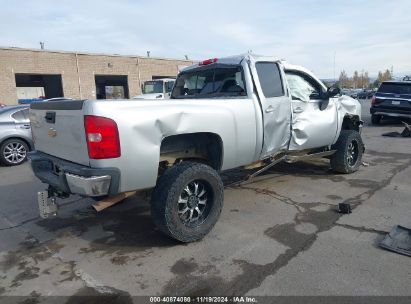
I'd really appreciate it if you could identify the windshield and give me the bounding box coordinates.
[378,82,411,94]
[171,65,246,99]
[143,81,164,94]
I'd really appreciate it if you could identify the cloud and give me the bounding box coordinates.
[0,0,410,77]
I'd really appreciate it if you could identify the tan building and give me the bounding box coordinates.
[0,47,195,105]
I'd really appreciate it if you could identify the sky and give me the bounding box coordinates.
[0,0,410,78]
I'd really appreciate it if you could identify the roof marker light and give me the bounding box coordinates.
[199,58,218,66]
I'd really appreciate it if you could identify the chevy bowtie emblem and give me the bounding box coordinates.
[48,128,57,137]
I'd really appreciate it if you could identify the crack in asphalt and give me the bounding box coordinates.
[234,185,333,213]
[334,223,387,235]
[0,216,39,231]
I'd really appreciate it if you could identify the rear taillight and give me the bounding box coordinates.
[371,95,376,105]
[84,115,121,159]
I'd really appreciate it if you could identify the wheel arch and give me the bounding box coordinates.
[341,114,362,132]
[159,132,224,171]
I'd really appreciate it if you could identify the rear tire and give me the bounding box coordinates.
[331,130,364,174]
[150,161,224,242]
[0,138,29,166]
[371,114,381,125]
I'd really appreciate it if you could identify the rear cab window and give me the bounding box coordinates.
[143,81,164,94]
[171,64,247,99]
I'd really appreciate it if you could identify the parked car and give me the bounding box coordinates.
[42,97,74,102]
[29,54,363,242]
[132,79,175,99]
[0,105,33,166]
[357,89,374,99]
[370,80,411,124]
[18,97,73,104]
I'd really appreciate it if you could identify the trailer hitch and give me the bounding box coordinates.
[37,187,69,219]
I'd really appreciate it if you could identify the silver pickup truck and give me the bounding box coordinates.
[29,54,364,242]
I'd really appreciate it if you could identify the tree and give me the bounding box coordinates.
[358,71,369,88]
[353,71,359,88]
[338,67,392,89]
[382,69,392,81]
[377,71,383,82]
[363,71,370,88]
[338,70,350,88]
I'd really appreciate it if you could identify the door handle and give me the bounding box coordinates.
[265,106,275,113]
[20,124,31,129]
[293,107,304,113]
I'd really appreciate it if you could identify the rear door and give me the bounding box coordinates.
[249,58,292,158]
[29,100,90,166]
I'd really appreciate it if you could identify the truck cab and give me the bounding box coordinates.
[133,78,175,100]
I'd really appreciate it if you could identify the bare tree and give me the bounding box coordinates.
[353,71,359,88]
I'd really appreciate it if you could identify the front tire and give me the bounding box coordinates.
[151,162,224,242]
[331,130,364,174]
[0,139,29,166]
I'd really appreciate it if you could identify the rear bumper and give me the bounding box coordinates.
[28,151,120,196]
[370,106,411,118]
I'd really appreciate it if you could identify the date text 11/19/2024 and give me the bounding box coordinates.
[149,296,258,303]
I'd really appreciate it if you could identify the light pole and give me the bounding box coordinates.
[333,51,336,83]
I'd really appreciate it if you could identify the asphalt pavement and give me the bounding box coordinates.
[0,100,410,299]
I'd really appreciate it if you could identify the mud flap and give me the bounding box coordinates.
[37,191,58,218]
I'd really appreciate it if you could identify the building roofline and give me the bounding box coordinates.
[0,46,194,62]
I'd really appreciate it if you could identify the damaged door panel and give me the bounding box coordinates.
[248,57,292,158]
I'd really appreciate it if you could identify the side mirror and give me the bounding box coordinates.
[319,99,329,111]
[319,87,339,110]
[327,87,340,98]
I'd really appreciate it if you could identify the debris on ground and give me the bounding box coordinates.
[92,191,136,212]
[338,202,352,214]
[379,225,411,257]
[382,122,411,138]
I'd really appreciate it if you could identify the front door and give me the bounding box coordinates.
[285,70,338,150]
[249,59,292,158]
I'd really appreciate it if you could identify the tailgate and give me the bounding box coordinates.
[29,100,90,166]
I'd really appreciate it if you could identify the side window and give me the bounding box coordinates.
[285,72,321,102]
[166,81,174,93]
[11,109,29,122]
[255,62,284,98]
[172,65,246,98]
